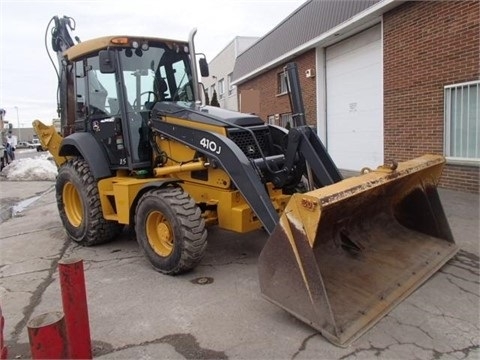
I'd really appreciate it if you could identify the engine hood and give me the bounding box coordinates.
[151,101,264,127]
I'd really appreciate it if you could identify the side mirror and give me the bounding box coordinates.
[199,58,209,77]
[99,50,116,73]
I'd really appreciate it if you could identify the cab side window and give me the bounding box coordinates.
[86,56,118,117]
[74,61,87,130]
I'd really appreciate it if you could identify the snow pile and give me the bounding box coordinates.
[2,154,58,181]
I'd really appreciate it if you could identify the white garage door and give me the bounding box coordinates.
[326,24,383,171]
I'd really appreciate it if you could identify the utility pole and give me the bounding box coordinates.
[14,106,21,141]
[0,108,5,133]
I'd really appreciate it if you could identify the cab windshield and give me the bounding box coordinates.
[116,43,194,163]
[118,43,195,109]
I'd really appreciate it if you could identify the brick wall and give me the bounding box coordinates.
[238,50,317,125]
[237,1,478,193]
[384,1,479,193]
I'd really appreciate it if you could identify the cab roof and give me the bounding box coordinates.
[64,35,189,61]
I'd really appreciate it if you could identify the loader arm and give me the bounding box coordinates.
[274,62,343,189]
[282,126,342,187]
[150,118,279,234]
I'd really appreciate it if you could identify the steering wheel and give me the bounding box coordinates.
[133,91,158,110]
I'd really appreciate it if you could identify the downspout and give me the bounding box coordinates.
[315,47,327,145]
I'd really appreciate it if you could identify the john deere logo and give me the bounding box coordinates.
[246,145,256,155]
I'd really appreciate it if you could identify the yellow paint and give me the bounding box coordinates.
[64,36,187,61]
[146,210,173,257]
[63,181,83,227]
[153,161,207,176]
[153,128,231,188]
[97,176,158,224]
[32,120,68,167]
[181,182,289,233]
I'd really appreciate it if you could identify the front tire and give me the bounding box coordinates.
[56,158,122,245]
[135,187,207,275]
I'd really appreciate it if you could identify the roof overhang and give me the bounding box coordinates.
[232,0,404,86]
[64,36,188,61]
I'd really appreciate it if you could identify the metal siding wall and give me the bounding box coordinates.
[233,0,380,82]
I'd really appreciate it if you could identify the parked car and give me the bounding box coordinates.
[26,139,41,149]
[17,141,29,148]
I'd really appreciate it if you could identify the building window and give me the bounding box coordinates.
[218,78,225,99]
[227,73,235,96]
[266,113,292,127]
[277,72,288,95]
[444,81,480,161]
[281,113,293,128]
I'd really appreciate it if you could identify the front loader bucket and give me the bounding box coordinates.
[258,154,458,347]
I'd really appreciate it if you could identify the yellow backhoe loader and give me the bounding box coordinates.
[34,16,458,346]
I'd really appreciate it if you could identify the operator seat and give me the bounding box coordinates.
[145,78,168,110]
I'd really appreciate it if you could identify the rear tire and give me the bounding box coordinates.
[135,187,207,275]
[56,158,122,245]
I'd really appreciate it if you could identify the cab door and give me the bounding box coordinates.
[75,54,128,168]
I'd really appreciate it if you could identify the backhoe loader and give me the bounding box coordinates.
[34,15,458,346]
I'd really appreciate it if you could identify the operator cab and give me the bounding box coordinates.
[67,36,198,170]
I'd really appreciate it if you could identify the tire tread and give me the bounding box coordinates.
[135,186,207,274]
[56,158,122,246]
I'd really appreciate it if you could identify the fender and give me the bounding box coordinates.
[129,179,182,225]
[139,179,181,191]
[59,132,112,179]
[135,180,183,210]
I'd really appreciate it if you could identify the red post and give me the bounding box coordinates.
[58,258,92,359]
[0,303,7,360]
[27,312,69,359]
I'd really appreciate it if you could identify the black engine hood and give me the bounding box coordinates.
[151,101,264,127]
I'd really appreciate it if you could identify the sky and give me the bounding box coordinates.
[0,0,306,129]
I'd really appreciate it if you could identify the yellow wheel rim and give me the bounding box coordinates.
[63,181,83,227]
[146,211,173,257]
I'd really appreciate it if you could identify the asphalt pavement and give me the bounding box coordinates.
[0,179,479,359]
